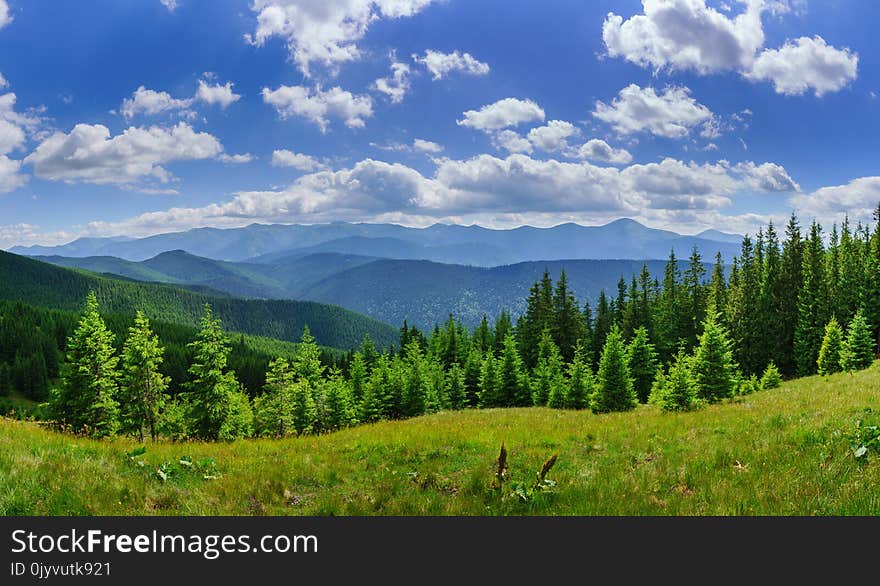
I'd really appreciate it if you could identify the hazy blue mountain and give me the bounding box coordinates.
[695,229,744,244]
[10,219,741,265]
[0,250,398,349]
[299,257,724,330]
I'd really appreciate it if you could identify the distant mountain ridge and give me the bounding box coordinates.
[34,250,726,330]
[11,219,743,265]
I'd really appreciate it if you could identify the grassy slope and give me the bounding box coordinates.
[2,365,880,516]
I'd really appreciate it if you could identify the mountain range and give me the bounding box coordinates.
[10,219,742,265]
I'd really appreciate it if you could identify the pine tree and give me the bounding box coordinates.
[517,271,555,368]
[650,351,696,412]
[479,352,501,407]
[690,310,738,403]
[531,329,563,406]
[463,348,483,407]
[183,304,251,440]
[794,222,829,375]
[253,357,295,437]
[817,316,843,376]
[682,245,707,348]
[564,341,594,410]
[498,335,529,407]
[706,252,727,319]
[592,325,636,413]
[727,235,764,375]
[447,363,467,410]
[494,310,513,357]
[322,370,356,431]
[655,249,686,360]
[290,379,317,435]
[778,214,804,375]
[592,291,613,367]
[402,340,428,417]
[840,310,875,372]
[627,326,658,404]
[348,351,368,405]
[293,326,325,388]
[553,270,583,363]
[51,292,120,437]
[475,315,493,355]
[119,311,169,441]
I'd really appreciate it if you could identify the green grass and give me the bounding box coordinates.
[2,364,880,515]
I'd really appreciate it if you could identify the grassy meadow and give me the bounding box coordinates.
[2,363,880,516]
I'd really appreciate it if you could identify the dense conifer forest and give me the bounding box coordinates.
[4,211,879,442]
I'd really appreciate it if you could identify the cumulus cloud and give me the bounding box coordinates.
[0,81,43,192]
[746,36,858,96]
[247,0,437,76]
[575,139,633,165]
[195,79,242,108]
[458,98,545,132]
[78,153,800,238]
[790,176,880,223]
[271,149,327,171]
[593,84,714,139]
[0,155,26,192]
[0,1,11,29]
[412,138,443,154]
[262,84,373,131]
[24,122,223,185]
[160,0,178,11]
[491,130,533,154]
[412,49,490,80]
[219,153,254,164]
[527,120,579,152]
[603,0,858,96]
[121,86,193,119]
[372,58,411,104]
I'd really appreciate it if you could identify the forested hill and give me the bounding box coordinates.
[0,250,397,349]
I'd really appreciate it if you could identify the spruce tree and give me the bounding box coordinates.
[253,357,295,437]
[348,352,368,405]
[499,334,529,406]
[119,311,169,441]
[531,330,563,406]
[794,222,829,375]
[592,325,636,413]
[447,363,467,410]
[690,310,738,403]
[760,362,782,389]
[51,292,120,437]
[683,245,707,348]
[840,310,875,372]
[402,340,428,417]
[553,270,583,363]
[183,304,251,440]
[626,326,658,404]
[650,351,696,412]
[564,341,594,410]
[322,370,356,431]
[290,379,317,435]
[479,352,501,407]
[463,348,483,407]
[778,214,804,375]
[817,316,843,376]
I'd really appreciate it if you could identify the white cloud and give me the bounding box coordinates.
[262,84,374,131]
[219,153,254,164]
[78,153,799,239]
[372,58,411,104]
[593,84,713,139]
[746,36,858,97]
[491,130,533,154]
[160,0,178,11]
[0,1,11,29]
[527,120,579,152]
[195,79,242,109]
[790,176,880,224]
[412,138,443,154]
[458,98,545,132]
[0,155,26,193]
[24,122,223,185]
[247,0,437,76]
[575,139,633,165]
[603,0,858,96]
[121,86,193,119]
[412,50,490,80]
[0,73,6,89]
[271,149,328,171]
[733,161,800,192]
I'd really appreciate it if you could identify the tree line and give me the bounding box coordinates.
[15,209,880,440]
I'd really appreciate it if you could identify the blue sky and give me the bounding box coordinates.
[0,0,877,248]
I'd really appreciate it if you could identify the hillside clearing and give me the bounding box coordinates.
[2,364,880,515]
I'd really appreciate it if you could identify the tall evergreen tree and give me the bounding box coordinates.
[650,351,696,412]
[494,310,513,357]
[321,370,356,431]
[51,292,120,438]
[690,310,738,403]
[553,270,583,363]
[564,341,594,410]
[463,348,483,407]
[183,304,252,441]
[479,352,501,407]
[655,249,686,360]
[531,329,563,406]
[253,357,296,437]
[777,214,804,375]
[447,363,467,410]
[682,245,707,348]
[517,271,555,368]
[706,252,728,319]
[498,334,529,407]
[817,317,844,376]
[592,325,636,413]
[794,222,829,375]
[627,326,658,404]
[840,310,875,372]
[119,311,169,441]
